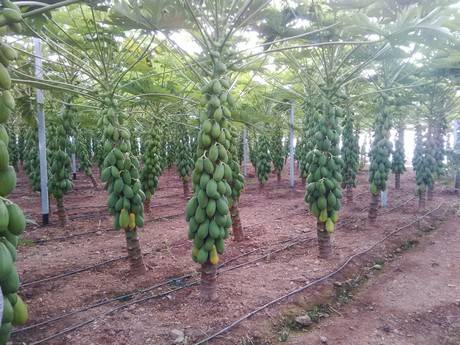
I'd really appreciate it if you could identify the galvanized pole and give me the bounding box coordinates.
[34,37,50,225]
[243,127,248,177]
[289,101,295,188]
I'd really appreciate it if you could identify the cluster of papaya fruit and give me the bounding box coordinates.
[270,121,285,177]
[48,125,73,200]
[255,130,271,184]
[141,127,163,203]
[368,100,392,195]
[413,128,435,194]
[0,2,29,342]
[304,102,343,233]
[391,130,405,175]
[6,124,17,170]
[341,114,359,189]
[99,102,146,231]
[175,133,194,182]
[76,133,94,178]
[186,55,235,265]
[298,103,318,181]
[226,126,244,203]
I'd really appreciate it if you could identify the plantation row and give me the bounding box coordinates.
[0,1,459,344]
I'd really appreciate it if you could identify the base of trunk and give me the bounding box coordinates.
[418,193,426,209]
[144,197,152,214]
[346,186,353,204]
[301,177,306,187]
[125,229,146,275]
[200,262,217,301]
[277,172,281,183]
[56,198,68,227]
[89,174,99,190]
[395,173,401,190]
[427,184,434,201]
[183,179,189,198]
[230,199,244,242]
[455,170,460,193]
[368,193,380,224]
[317,221,332,259]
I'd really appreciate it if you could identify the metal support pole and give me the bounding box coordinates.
[34,38,49,225]
[289,101,295,188]
[242,127,248,177]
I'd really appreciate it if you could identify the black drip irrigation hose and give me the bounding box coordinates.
[14,236,315,342]
[15,195,430,343]
[193,202,444,345]
[20,193,397,289]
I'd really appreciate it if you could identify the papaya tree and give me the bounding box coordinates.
[368,95,392,222]
[175,128,195,198]
[270,119,285,183]
[47,122,73,226]
[227,125,245,242]
[76,131,98,189]
[141,121,163,213]
[391,121,405,190]
[255,128,272,188]
[412,125,435,209]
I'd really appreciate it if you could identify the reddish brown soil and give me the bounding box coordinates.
[284,214,460,345]
[8,164,459,345]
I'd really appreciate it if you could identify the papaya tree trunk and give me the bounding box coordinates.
[368,193,380,224]
[125,229,146,275]
[346,185,353,204]
[455,169,460,193]
[317,221,332,259]
[200,262,217,301]
[144,197,152,214]
[259,182,264,191]
[89,174,99,190]
[182,179,189,198]
[395,172,401,190]
[301,177,306,187]
[230,199,243,242]
[56,197,67,226]
[418,191,426,209]
[427,183,434,201]
[277,172,281,183]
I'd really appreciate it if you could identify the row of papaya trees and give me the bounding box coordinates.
[1,0,459,342]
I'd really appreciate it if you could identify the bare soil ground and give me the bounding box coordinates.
[283,212,460,345]
[7,163,459,345]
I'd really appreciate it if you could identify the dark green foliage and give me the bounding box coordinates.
[368,97,392,194]
[304,101,343,232]
[255,129,272,184]
[341,114,359,189]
